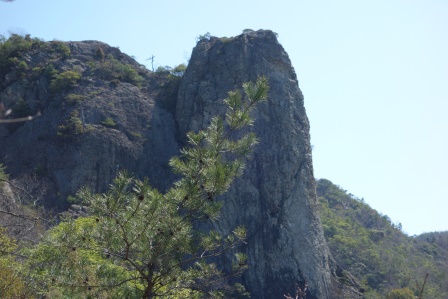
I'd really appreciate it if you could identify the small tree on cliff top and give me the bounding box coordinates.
[25,77,269,298]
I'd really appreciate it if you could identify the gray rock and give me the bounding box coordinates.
[0,31,362,298]
[0,42,180,207]
[177,29,338,299]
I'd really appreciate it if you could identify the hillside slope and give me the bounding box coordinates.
[317,179,448,298]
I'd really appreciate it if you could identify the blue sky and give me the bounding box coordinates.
[1,0,447,235]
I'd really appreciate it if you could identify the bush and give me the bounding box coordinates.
[17,60,28,70]
[172,63,186,76]
[44,63,58,78]
[49,70,81,93]
[0,163,8,185]
[196,32,211,42]
[0,34,39,84]
[32,66,42,73]
[65,93,86,104]
[0,34,33,63]
[0,228,33,298]
[155,65,172,73]
[130,131,142,139]
[387,288,414,299]
[57,110,84,137]
[89,57,143,87]
[220,37,233,43]
[52,41,71,58]
[101,117,116,128]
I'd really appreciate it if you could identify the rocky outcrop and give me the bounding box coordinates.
[0,30,362,298]
[0,40,180,207]
[177,30,337,299]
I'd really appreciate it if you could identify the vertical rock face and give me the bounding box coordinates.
[0,41,181,207]
[176,30,332,299]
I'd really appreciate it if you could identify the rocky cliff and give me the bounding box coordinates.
[0,30,362,298]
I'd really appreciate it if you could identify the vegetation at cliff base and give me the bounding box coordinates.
[317,179,448,299]
[0,227,34,298]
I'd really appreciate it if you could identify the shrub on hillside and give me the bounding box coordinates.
[49,70,81,93]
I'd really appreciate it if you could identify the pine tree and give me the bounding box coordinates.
[25,77,269,298]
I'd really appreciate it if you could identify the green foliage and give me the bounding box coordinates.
[317,179,448,298]
[49,70,81,93]
[26,77,269,298]
[44,63,58,78]
[65,90,102,105]
[0,34,33,64]
[130,131,142,138]
[65,93,86,104]
[0,228,34,298]
[172,63,186,76]
[0,34,52,86]
[24,217,138,298]
[66,195,78,204]
[155,63,187,77]
[156,65,172,73]
[32,66,42,73]
[101,117,117,128]
[220,37,233,43]
[52,41,71,58]
[0,176,47,297]
[7,56,19,66]
[57,110,84,137]
[386,288,414,299]
[89,56,143,87]
[0,34,61,73]
[417,231,448,249]
[130,131,143,142]
[0,34,34,84]
[17,60,28,70]
[196,32,211,42]
[0,163,8,185]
